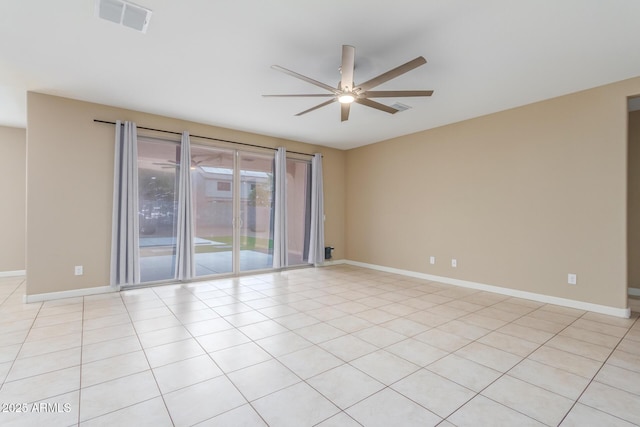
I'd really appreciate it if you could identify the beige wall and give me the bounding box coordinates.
[346,77,640,309]
[26,92,345,295]
[629,109,640,289]
[0,126,26,272]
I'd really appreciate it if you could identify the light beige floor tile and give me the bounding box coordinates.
[196,328,251,353]
[607,349,640,373]
[79,370,160,421]
[414,328,471,352]
[256,304,299,318]
[228,358,300,401]
[385,338,448,367]
[224,310,270,327]
[0,390,80,427]
[278,345,344,379]
[315,411,362,427]
[0,366,80,404]
[437,320,491,340]
[381,317,431,336]
[571,318,628,338]
[82,335,141,363]
[0,343,21,364]
[528,346,602,378]
[319,334,378,362]
[255,331,313,357]
[174,308,220,324]
[81,350,149,387]
[307,306,354,322]
[252,382,340,427]
[17,331,81,359]
[477,331,540,357]
[508,359,590,400]
[392,369,475,418]
[144,338,205,368]
[546,334,613,362]
[128,306,173,322]
[210,342,272,373]
[326,314,373,333]
[455,342,522,372]
[448,394,545,427]
[25,321,82,342]
[132,314,182,333]
[163,376,247,427]
[579,381,640,425]
[559,325,621,348]
[308,364,384,409]
[354,325,407,348]
[527,309,577,325]
[476,307,523,322]
[194,403,267,427]
[82,323,136,345]
[273,312,321,329]
[617,337,640,356]
[426,354,502,392]
[7,347,81,382]
[183,317,233,336]
[497,323,554,344]
[293,322,346,344]
[405,310,450,327]
[137,325,191,348]
[483,375,574,426]
[581,311,636,328]
[32,311,82,328]
[560,402,636,427]
[459,313,507,330]
[595,363,640,395]
[80,396,172,427]
[237,319,288,340]
[350,349,420,385]
[346,388,442,427]
[153,354,223,393]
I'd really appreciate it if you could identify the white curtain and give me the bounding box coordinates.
[110,121,140,286]
[175,131,195,280]
[308,153,325,265]
[273,147,288,268]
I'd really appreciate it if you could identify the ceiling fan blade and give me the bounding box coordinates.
[363,90,434,98]
[355,98,399,114]
[341,45,355,92]
[295,99,336,116]
[341,103,351,122]
[271,65,338,94]
[357,56,427,91]
[262,94,335,97]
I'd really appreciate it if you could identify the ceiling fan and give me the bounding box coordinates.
[263,45,433,122]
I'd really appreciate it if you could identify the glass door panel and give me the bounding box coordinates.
[191,145,235,276]
[137,137,180,282]
[286,159,312,266]
[238,152,275,272]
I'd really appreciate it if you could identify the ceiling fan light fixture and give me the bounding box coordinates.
[338,94,355,104]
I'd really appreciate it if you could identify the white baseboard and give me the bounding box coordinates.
[344,260,631,319]
[629,287,640,297]
[0,270,26,278]
[24,285,119,304]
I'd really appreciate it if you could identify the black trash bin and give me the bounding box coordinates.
[324,246,334,260]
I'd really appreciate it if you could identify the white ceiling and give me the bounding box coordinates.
[2,1,640,150]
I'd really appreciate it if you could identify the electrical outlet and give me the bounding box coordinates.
[451,259,457,268]
[74,265,83,276]
[429,256,435,265]
[568,273,577,285]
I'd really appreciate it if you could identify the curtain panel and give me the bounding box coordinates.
[110,120,140,286]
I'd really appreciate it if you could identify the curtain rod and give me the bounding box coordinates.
[93,119,316,157]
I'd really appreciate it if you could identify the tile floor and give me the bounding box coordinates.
[0,265,639,426]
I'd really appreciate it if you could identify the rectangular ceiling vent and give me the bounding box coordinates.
[390,102,412,112]
[96,0,152,33]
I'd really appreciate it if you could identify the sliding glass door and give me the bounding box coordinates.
[238,152,275,272]
[137,136,307,283]
[190,145,235,276]
[137,137,180,282]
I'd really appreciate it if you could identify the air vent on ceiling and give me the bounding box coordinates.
[390,102,412,112]
[96,0,152,33]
